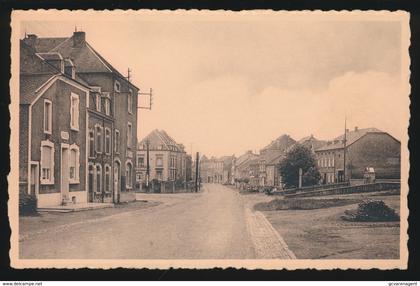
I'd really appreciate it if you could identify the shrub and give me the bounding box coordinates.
[342,200,399,222]
[19,192,38,216]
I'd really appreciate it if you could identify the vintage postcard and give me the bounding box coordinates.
[9,10,410,269]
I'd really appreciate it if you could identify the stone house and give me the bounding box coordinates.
[232,150,258,184]
[23,31,140,203]
[19,40,90,207]
[315,127,401,184]
[220,155,235,184]
[200,156,224,183]
[136,130,190,186]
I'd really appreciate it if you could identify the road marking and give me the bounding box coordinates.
[245,208,296,259]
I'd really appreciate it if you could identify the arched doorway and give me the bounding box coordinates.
[114,161,121,203]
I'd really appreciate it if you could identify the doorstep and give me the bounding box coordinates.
[38,202,114,213]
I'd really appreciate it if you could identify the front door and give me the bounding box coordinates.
[61,145,70,204]
[88,164,94,202]
[114,162,120,203]
[29,163,39,197]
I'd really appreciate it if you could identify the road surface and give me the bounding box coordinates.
[21,184,260,259]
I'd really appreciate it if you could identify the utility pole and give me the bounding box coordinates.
[195,152,200,192]
[343,116,347,182]
[146,139,150,192]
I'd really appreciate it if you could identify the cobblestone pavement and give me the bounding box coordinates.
[240,192,296,259]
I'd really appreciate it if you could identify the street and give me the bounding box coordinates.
[20,184,292,259]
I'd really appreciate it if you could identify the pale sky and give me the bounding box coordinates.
[20,12,409,157]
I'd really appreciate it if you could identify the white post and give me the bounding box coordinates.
[298,168,303,189]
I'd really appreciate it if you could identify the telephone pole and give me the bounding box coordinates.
[195,152,200,192]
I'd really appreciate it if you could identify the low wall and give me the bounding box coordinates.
[281,182,350,195]
[285,182,400,198]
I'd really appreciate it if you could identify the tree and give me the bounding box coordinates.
[278,144,321,189]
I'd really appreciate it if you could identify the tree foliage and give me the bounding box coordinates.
[278,144,321,188]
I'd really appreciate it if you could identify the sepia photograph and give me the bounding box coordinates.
[9,10,410,269]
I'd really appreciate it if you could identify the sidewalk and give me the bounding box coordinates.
[19,200,160,241]
[38,202,114,213]
[240,191,296,259]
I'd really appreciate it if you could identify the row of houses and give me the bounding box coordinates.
[200,155,235,184]
[135,129,192,189]
[200,127,401,189]
[19,31,140,207]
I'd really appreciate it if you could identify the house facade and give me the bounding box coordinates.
[200,157,224,183]
[233,150,259,185]
[136,130,190,187]
[22,31,140,204]
[315,127,401,184]
[19,40,90,207]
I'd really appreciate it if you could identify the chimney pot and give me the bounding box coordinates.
[73,31,86,48]
[354,126,358,131]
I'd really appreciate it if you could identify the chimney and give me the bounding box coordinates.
[354,126,358,131]
[345,128,349,133]
[25,34,38,48]
[73,31,86,48]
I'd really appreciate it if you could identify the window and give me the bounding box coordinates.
[95,93,101,112]
[128,89,133,114]
[137,155,145,167]
[156,170,163,180]
[88,130,95,158]
[69,144,80,183]
[114,129,120,153]
[156,155,163,167]
[102,92,111,116]
[95,125,103,153]
[40,140,54,184]
[104,98,110,116]
[114,81,121,93]
[95,164,102,194]
[70,93,79,130]
[105,164,111,193]
[43,99,52,134]
[105,127,111,155]
[127,122,132,148]
[126,161,133,189]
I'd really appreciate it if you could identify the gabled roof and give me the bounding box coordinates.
[258,149,285,165]
[37,52,63,61]
[138,129,184,152]
[261,134,296,153]
[20,74,58,104]
[236,151,258,168]
[31,34,140,90]
[315,127,382,151]
[29,37,69,53]
[297,135,326,151]
[20,39,92,105]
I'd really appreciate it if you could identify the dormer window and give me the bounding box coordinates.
[114,81,121,93]
[64,59,76,79]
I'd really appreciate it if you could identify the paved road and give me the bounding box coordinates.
[20,184,257,259]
